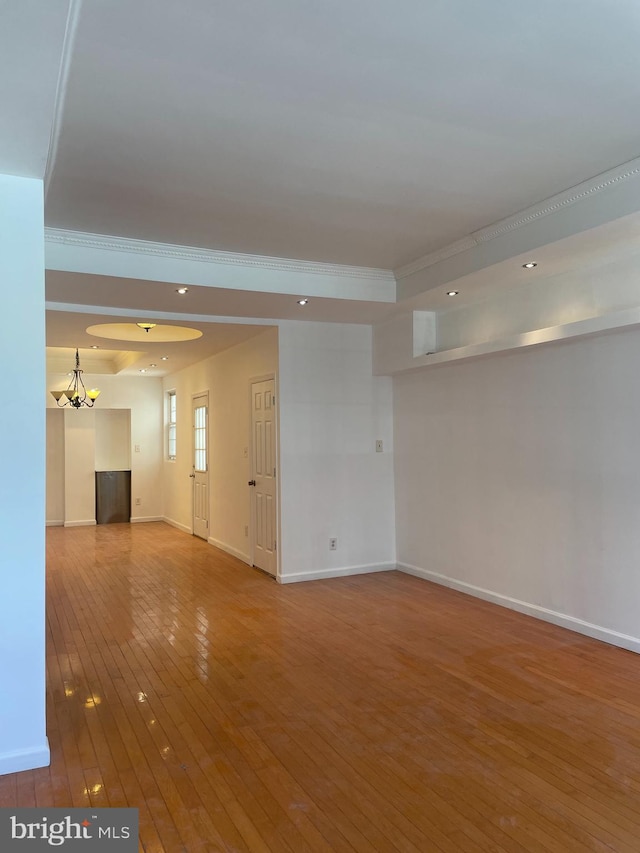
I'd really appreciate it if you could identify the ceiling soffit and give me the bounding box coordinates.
[45,153,640,316]
[45,228,396,304]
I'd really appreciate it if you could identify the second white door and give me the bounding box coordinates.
[250,379,276,576]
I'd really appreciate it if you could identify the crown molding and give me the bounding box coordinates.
[395,156,640,280]
[44,228,395,283]
[44,0,83,200]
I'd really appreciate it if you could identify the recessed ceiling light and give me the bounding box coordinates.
[522,262,537,269]
[90,345,99,349]
[149,363,157,367]
[297,298,308,305]
[176,287,188,295]
[447,291,459,296]
[139,369,147,373]
[161,356,169,361]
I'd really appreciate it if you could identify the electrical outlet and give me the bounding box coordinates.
[376,440,383,452]
[135,497,141,506]
[329,538,337,550]
[134,444,141,453]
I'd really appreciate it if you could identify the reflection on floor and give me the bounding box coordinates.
[1,521,640,852]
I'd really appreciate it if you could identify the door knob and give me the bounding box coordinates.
[189,473,196,478]
[248,479,256,486]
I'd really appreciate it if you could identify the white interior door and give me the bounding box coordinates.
[250,379,277,576]
[192,393,209,540]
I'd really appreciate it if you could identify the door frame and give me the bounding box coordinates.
[248,373,280,579]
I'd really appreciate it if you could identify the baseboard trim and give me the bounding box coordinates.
[0,740,50,776]
[397,562,640,654]
[130,516,163,524]
[162,516,192,535]
[63,519,96,528]
[278,562,396,585]
[208,538,251,565]
[46,520,64,527]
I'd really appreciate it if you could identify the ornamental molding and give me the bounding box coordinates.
[44,0,83,199]
[395,156,640,280]
[44,228,395,283]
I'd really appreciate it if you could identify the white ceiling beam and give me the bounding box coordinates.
[45,229,396,303]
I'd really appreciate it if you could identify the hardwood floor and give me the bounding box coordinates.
[1,523,640,851]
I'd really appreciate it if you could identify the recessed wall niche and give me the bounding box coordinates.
[45,409,132,526]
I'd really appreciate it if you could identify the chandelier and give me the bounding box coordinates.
[50,348,100,409]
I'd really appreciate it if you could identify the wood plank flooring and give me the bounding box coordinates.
[1,522,640,851]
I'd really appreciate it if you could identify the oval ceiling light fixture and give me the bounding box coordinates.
[176,287,189,295]
[297,298,309,306]
[447,290,459,296]
[161,356,169,360]
[87,323,202,342]
[522,261,537,269]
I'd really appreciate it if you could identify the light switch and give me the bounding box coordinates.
[376,440,383,452]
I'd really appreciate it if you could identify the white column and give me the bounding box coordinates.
[0,175,49,774]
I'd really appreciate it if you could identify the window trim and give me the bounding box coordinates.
[167,390,177,461]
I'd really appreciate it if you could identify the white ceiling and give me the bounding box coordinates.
[0,0,71,177]
[3,1,640,360]
[44,0,640,268]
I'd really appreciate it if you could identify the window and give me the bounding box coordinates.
[193,402,207,472]
[167,391,176,460]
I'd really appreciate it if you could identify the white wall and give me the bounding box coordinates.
[46,409,65,525]
[394,329,640,651]
[162,328,278,561]
[161,322,397,583]
[278,322,396,582]
[63,409,96,526]
[46,375,163,523]
[95,409,131,471]
[0,175,49,774]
